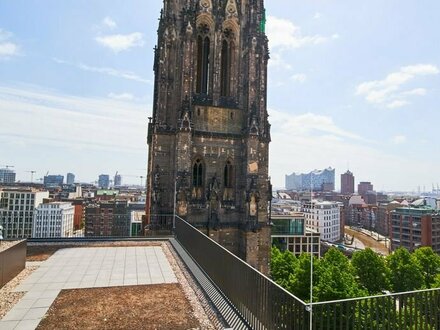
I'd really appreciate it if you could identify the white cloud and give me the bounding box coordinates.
[387,100,409,109]
[108,92,135,101]
[268,52,292,70]
[291,73,307,83]
[401,64,439,75]
[356,64,439,108]
[0,85,147,153]
[0,29,20,58]
[0,29,13,41]
[53,58,151,84]
[402,88,427,96]
[95,32,145,53]
[313,12,322,20]
[391,135,407,144]
[102,17,117,29]
[267,16,329,49]
[270,110,365,142]
[269,108,437,191]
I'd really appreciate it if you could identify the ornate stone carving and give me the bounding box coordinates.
[225,0,238,19]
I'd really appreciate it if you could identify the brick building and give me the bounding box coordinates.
[85,201,130,237]
[390,206,440,253]
[341,170,354,195]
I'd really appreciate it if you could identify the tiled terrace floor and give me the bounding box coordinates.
[0,246,177,330]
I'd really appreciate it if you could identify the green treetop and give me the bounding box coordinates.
[387,247,424,292]
[351,248,390,294]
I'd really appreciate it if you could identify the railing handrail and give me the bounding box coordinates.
[311,286,440,306]
[174,215,308,306]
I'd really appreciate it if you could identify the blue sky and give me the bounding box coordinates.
[0,1,439,191]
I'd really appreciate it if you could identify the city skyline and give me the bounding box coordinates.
[1,1,439,190]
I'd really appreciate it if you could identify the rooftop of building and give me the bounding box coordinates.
[0,240,218,329]
[1,218,439,329]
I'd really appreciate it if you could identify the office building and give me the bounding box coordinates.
[98,174,110,189]
[66,173,75,185]
[114,173,122,187]
[271,214,320,257]
[44,175,64,188]
[0,168,16,184]
[302,200,341,242]
[33,202,74,238]
[0,188,49,238]
[358,181,373,199]
[341,170,354,195]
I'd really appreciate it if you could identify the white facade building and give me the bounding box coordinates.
[302,200,341,242]
[33,202,74,238]
[0,189,49,238]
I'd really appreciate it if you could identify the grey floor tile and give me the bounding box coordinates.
[32,298,55,308]
[13,299,37,310]
[15,319,41,330]
[23,308,48,320]
[2,308,30,321]
[12,284,34,293]
[38,290,60,299]
[0,320,19,330]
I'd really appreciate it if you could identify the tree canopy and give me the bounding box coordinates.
[387,247,424,292]
[351,248,390,294]
[413,247,440,288]
[270,245,438,303]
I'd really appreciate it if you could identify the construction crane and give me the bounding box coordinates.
[26,170,36,183]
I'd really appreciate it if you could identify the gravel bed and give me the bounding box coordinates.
[163,242,224,330]
[0,240,22,253]
[0,265,39,319]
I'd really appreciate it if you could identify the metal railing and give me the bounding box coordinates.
[174,216,440,330]
[174,216,309,330]
[310,288,440,330]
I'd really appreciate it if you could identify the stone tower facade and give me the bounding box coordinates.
[146,0,271,273]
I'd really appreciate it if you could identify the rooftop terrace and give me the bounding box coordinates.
[1,217,439,329]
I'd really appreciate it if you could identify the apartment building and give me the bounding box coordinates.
[33,202,74,238]
[302,200,341,242]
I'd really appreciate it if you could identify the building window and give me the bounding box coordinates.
[223,160,234,188]
[196,35,210,94]
[193,159,204,187]
[220,39,234,97]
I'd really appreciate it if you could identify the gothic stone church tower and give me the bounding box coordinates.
[146,0,271,273]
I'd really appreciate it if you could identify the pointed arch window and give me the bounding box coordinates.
[193,159,204,187]
[220,40,232,97]
[196,35,210,94]
[224,160,234,188]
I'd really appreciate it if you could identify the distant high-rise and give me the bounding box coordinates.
[66,173,75,185]
[358,181,373,198]
[114,173,122,187]
[341,170,355,195]
[98,174,110,189]
[44,175,64,188]
[286,167,335,191]
[0,168,16,184]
